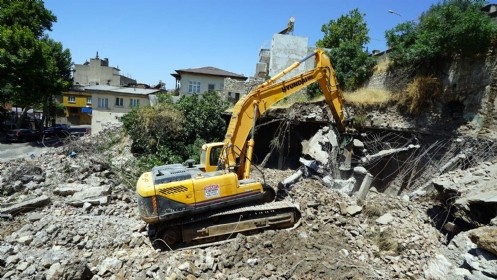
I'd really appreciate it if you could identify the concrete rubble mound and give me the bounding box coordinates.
[0,124,496,279]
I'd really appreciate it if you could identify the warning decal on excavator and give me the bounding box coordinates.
[204,184,220,198]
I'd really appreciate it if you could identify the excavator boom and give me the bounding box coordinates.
[220,48,346,179]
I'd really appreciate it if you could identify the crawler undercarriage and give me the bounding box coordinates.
[148,200,300,249]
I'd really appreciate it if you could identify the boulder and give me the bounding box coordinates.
[468,226,497,257]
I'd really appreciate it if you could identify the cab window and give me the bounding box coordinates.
[209,146,222,166]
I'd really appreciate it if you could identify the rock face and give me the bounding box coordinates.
[366,53,497,139]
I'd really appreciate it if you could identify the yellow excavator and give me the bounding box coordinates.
[136,48,348,246]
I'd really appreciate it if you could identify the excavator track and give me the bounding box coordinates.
[149,200,301,249]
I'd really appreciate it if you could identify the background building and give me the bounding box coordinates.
[73,52,136,87]
[171,67,247,96]
[85,85,159,134]
[60,53,146,131]
[62,86,92,125]
[223,22,319,103]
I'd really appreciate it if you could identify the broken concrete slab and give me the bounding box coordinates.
[338,202,348,215]
[431,161,497,225]
[345,205,362,216]
[0,213,13,220]
[53,183,91,196]
[329,177,356,195]
[376,213,394,225]
[0,195,50,216]
[66,186,111,207]
[423,254,471,279]
[301,126,339,165]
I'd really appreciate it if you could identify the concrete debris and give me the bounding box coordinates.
[67,186,111,207]
[361,144,420,165]
[432,160,497,226]
[277,168,303,190]
[0,128,444,280]
[376,213,394,225]
[345,205,362,216]
[439,152,467,174]
[468,226,497,257]
[0,213,13,220]
[301,126,339,166]
[0,117,496,279]
[0,195,50,216]
[356,172,373,203]
[53,183,89,196]
[423,254,471,280]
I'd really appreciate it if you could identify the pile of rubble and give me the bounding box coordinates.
[0,127,496,279]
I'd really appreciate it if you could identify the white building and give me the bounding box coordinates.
[256,33,317,81]
[85,85,160,134]
[171,67,247,96]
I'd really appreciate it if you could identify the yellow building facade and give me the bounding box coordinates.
[62,89,92,125]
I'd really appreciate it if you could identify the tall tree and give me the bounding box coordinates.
[385,0,497,69]
[317,8,376,91]
[0,0,71,128]
[0,0,55,37]
[38,37,73,126]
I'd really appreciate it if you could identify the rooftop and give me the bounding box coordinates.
[171,66,247,80]
[84,85,160,95]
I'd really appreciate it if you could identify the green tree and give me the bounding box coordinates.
[175,91,228,143]
[121,103,184,162]
[0,0,71,128]
[122,91,229,168]
[317,8,376,91]
[0,0,55,37]
[384,21,419,66]
[38,37,72,126]
[385,0,497,69]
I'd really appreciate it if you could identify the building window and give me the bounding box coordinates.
[188,81,201,94]
[208,84,215,92]
[115,97,124,107]
[86,97,92,105]
[97,98,108,109]
[69,107,78,114]
[130,99,140,108]
[68,96,75,103]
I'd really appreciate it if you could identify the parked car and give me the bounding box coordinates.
[43,124,70,138]
[6,129,40,142]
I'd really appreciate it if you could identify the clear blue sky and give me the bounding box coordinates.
[44,0,440,90]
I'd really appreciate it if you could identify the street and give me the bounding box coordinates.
[0,125,91,161]
[0,141,52,161]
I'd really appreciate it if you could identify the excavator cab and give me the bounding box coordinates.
[200,142,224,172]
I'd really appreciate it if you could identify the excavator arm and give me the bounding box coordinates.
[217,48,346,179]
